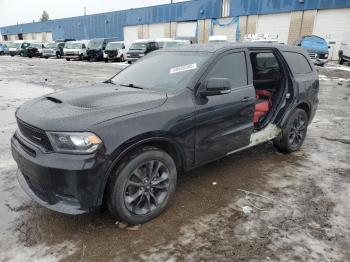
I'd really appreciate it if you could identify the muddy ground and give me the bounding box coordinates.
[0,56,349,262]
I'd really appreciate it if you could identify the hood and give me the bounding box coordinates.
[16,83,167,131]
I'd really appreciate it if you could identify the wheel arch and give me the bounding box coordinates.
[279,101,311,127]
[97,135,186,206]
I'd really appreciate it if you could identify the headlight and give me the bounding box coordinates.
[47,132,102,154]
[324,54,328,58]
[139,54,145,57]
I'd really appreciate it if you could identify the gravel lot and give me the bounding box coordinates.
[0,56,349,262]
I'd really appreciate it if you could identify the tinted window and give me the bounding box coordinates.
[255,53,279,69]
[207,52,247,88]
[112,51,209,92]
[283,52,312,75]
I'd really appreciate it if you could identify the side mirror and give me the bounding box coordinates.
[328,46,331,49]
[200,78,231,97]
[297,43,301,46]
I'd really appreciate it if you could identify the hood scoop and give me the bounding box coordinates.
[46,96,62,104]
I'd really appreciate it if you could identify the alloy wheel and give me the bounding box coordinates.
[288,112,306,148]
[124,160,170,215]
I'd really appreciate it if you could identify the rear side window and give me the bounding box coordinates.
[283,52,312,75]
[207,52,247,88]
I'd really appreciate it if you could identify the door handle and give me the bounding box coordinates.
[241,97,250,102]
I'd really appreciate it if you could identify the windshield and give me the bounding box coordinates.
[46,43,58,48]
[302,36,328,52]
[65,42,82,49]
[30,43,42,48]
[112,51,209,92]
[8,42,21,48]
[106,42,123,50]
[130,42,147,50]
[88,39,103,49]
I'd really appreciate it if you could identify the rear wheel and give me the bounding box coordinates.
[274,109,308,153]
[119,55,125,62]
[66,58,70,61]
[107,146,177,224]
[79,54,84,61]
[338,54,345,65]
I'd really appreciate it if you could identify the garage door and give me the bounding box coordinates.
[123,26,138,44]
[212,18,238,42]
[149,23,165,39]
[176,22,197,38]
[313,8,350,60]
[256,13,291,44]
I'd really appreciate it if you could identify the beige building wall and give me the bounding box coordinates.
[288,10,317,44]
[288,11,303,44]
[300,10,317,36]
[170,22,177,38]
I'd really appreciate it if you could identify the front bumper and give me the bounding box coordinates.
[312,58,328,66]
[63,54,81,60]
[126,57,141,62]
[9,50,20,56]
[11,132,109,215]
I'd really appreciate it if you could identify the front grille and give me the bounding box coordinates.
[17,118,52,151]
[308,53,317,59]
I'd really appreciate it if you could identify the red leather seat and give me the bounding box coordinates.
[254,90,272,123]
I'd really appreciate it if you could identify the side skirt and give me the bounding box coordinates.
[226,124,281,156]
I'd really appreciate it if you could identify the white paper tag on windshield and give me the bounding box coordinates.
[170,63,197,74]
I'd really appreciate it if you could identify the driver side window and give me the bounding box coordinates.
[206,52,247,89]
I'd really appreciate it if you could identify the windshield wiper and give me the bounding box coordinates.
[119,83,144,89]
[103,79,116,85]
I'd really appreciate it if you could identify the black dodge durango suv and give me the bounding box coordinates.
[11,43,319,224]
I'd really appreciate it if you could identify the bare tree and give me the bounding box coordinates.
[40,11,50,22]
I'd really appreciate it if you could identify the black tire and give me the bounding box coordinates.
[66,58,70,61]
[274,108,308,153]
[127,61,132,64]
[0,51,3,56]
[120,55,125,62]
[104,59,108,63]
[339,55,344,65]
[107,146,177,224]
[44,57,48,59]
[11,54,14,57]
[79,54,84,61]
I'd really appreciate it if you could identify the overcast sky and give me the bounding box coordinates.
[0,0,188,27]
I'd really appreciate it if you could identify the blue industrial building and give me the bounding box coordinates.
[1,0,350,41]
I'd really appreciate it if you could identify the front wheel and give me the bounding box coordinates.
[338,55,345,65]
[274,109,308,153]
[119,55,125,62]
[107,147,177,224]
[66,58,70,61]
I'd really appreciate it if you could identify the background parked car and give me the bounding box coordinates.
[25,43,46,58]
[208,35,228,42]
[42,42,65,59]
[295,35,329,66]
[63,41,89,61]
[8,41,31,56]
[87,38,119,61]
[0,43,9,55]
[103,41,127,62]
[126,39,159,64]
[156,39,191,48]
[338,31,350,65]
